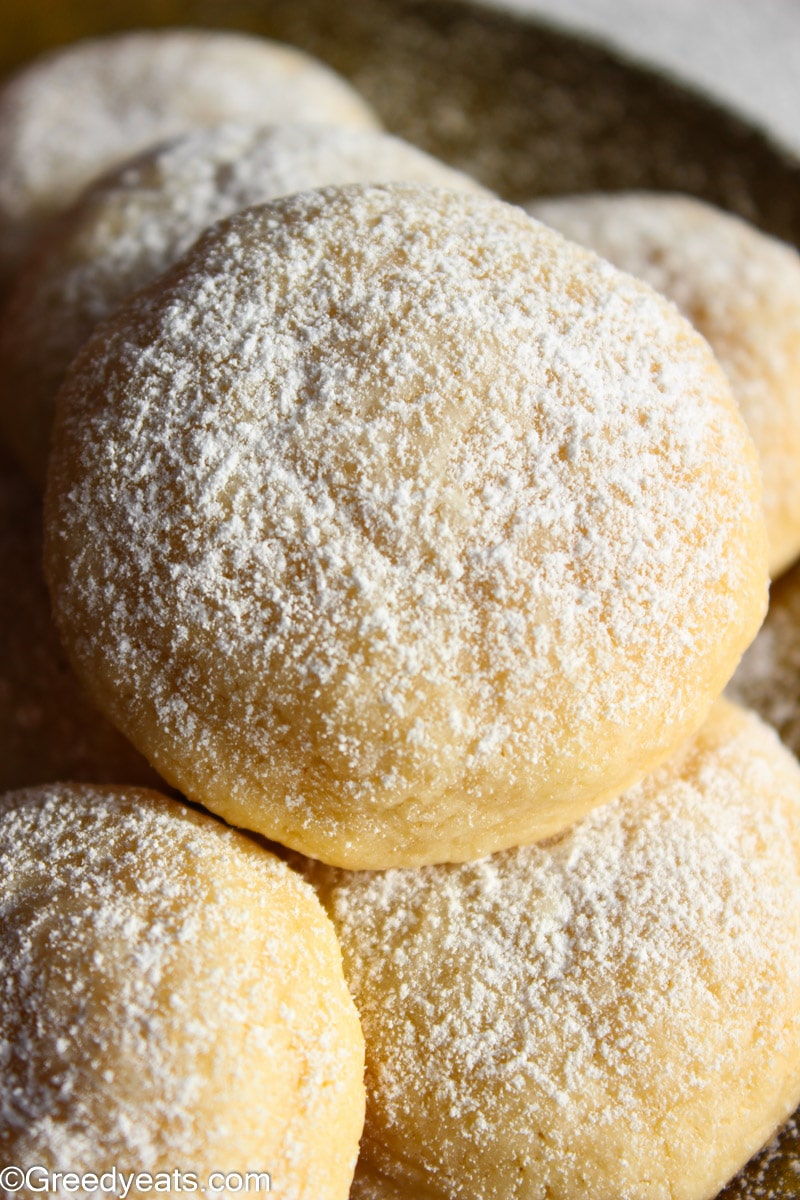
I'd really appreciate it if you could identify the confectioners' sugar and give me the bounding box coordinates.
[310,702,800,1199]
[0,122,485,483]
[45,184,766,866]
[0,784,364,1199]
[530,191,800,576]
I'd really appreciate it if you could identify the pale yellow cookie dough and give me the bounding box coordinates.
[0,29,379,288]
[45,185,766,868]
[0,447,163,791]
[304,701,800,1200]
[0,123,483,483]
[0,783,365,1200]
[529,191,800,578]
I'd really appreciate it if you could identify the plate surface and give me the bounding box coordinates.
[2,1,799,1195]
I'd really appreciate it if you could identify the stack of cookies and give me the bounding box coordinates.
[1,27,800,1200]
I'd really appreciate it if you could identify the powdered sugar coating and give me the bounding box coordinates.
[0,29,379,287]
[45,185,767,868]
[0,122,484,483]
[307,701,800,1200]
[529,191,800,578]
[0,784,365,1200]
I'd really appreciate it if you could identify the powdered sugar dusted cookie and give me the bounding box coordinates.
[0,123,483,483]
[0,784,365,1199]
[0,29,379,289]
[45,185,766,868]
[0,447,163,791]
[529,191,800,578]
[306,701,800,1200]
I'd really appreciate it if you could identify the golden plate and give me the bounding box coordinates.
[2,1,799,1195]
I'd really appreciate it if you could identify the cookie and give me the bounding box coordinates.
[45,186,766,867]
[529,191,800,577]
[0,783,365,1199]
[0,122,483,483]
[305,701,800,1200]
[0,29,378,288]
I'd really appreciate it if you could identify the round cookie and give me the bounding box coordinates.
[0,446,164,791]
[0,122,484,484]
[302,701,800,1200]
[528,191,800,578]
[0,783,365,1200]
[45,185,767,868]
[0,28,379,289]
[727,557,800,758]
